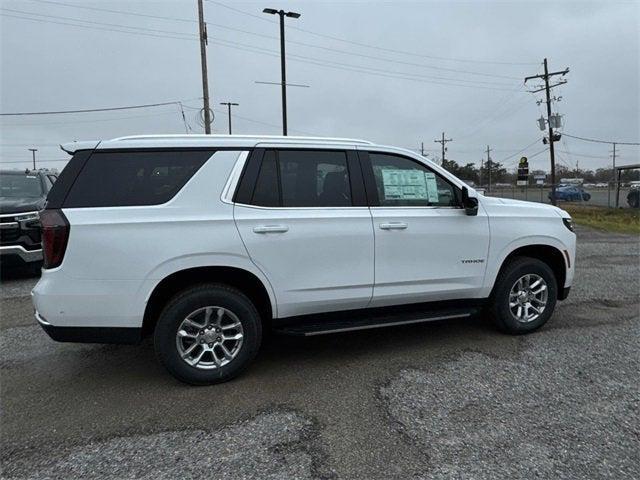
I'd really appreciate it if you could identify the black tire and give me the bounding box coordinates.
[489,256,557,334]
[154,283,262,385]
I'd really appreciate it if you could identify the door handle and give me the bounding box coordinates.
[253,225,289,234]
[379,222,408,230]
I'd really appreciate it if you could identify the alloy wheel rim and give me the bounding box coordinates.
[509,274,548,323]
[175,306,244,369]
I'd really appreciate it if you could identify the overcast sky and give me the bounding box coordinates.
[1,0,638,173]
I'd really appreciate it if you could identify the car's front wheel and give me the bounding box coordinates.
[489,257,557,334]
[154,284,262,385]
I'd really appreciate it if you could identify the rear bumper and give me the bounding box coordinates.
[0,245,42,263]
[36,311,141,344]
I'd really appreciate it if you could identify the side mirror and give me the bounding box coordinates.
[461,186,478,216]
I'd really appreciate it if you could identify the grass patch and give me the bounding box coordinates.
[562,204,640,235]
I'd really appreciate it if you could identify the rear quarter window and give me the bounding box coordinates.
[63,150,213,208]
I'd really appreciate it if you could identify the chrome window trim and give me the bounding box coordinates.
[220,150,250,205]
[233,203,371,211]
[369,206,463,210]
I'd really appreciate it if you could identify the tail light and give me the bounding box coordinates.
[39,209,70,269]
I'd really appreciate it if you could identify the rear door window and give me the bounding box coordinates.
[278,150,351,207]
[63,150,213,207]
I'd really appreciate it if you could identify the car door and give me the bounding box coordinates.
[233,147,374,318]
[360,149,490,307]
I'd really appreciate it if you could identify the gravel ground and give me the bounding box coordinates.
[1,225,638,479]
[5,411,322,480]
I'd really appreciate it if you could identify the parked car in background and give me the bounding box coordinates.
[628,184,640,208]
[33,135,576,385]
[549,185,591,202]
[0,168,57,269]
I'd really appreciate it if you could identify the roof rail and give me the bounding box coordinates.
[109,134,374,145]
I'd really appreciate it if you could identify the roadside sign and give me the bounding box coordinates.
[517,156,529,186]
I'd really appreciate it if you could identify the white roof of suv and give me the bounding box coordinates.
[60,134,375,154]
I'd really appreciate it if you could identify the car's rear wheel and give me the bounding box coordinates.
[154,284,262,385]
[489,257,557,334]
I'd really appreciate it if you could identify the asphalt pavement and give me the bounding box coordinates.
[1,226,639,479]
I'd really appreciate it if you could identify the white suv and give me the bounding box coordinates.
[33,135,576,384]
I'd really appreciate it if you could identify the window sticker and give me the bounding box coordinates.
[381,169,428,200]
[424,172,440,203]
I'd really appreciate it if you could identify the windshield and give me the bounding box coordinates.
[0,174,43,198]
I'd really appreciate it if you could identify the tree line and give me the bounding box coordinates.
[441,159,639,186]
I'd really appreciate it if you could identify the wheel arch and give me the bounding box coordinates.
[491,243,568,299]
[142,266,275,337]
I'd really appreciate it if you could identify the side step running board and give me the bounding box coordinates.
[273,307,479,337]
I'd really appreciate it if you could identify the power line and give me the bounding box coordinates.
[499,138,543,164]
[0,109,185,127]
[26,0,528,81]
[455,89,531,140]
[208,38,522,91]
[26,0,198,24]
[208,0,539,67]
[0,99,200,116]
[556,150,607,159]
[207,23,520,82]
[0,8,197,37]
[4,7,520,84]
[210,107,317,136]
[562,133,640,146]
[0,12,196,41]
[2,9,521,92]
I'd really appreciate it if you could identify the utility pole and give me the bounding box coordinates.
[219,102,239,134]
[197,0,212,134]
[486,145,492,192]
[479,158,483,187]
[263,8,301,136]
[611,142,617,181]
[524,58,569,205]
[28,148,37,170]
[434,132,452,169]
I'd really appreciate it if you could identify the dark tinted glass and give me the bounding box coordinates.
[63,150,212,207]
[278,150,351,207]
[251,150,279,207]
[0,174,43,198]
[369,153,458,207]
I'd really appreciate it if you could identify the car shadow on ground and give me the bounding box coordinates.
[0,263,41,282]
[38,315,502,388]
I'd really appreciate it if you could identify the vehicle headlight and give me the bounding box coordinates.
[14,212,39,222]
[562,218,574,232]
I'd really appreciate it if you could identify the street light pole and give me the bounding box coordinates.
[263,8,300,136]
[220,102,239,134]
[28,148,37,170]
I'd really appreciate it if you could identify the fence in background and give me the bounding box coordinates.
[482,183,634,208]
